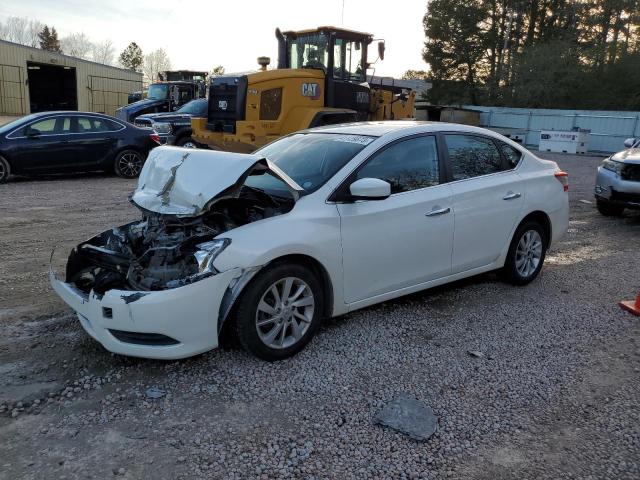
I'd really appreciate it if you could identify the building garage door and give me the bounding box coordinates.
[0,64,25,115]
[27,61,78,113]
[88,75,141,116]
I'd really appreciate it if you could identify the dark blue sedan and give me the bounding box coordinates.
[0,111,161,183]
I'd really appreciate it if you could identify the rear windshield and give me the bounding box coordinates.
[249,132,375,194]
[176,99,207,115]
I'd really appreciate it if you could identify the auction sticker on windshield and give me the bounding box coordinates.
[332,135,375,145]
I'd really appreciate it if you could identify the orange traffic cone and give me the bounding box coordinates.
[620,293,640,316]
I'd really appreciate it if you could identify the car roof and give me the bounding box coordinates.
[304,121,504,138]
[0,111,124,135]
[17,111,117,120]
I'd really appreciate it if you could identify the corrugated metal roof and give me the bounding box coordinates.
[0,40,142,116]
[0,39,138,74]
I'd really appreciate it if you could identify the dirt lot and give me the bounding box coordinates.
[0,153,639,479]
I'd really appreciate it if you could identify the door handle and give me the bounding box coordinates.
[425,207,451,217]
[503,192,522,200]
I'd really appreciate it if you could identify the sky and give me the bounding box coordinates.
[0,0,428,78]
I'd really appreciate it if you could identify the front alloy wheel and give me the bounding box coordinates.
[255,277,315,349]
[234,263,322,361]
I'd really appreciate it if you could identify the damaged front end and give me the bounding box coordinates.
[62,146,301,295]
[49,147,303,358]
[66,217,232,293]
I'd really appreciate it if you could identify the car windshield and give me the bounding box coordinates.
[176,99,207,115]
[247,132,375,196]
[0,114,40,135]
[147,84,169,100]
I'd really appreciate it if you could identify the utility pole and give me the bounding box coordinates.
[342,0,345,25]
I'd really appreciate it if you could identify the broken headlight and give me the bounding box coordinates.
[192,238,231,277]
[162,238,231,289]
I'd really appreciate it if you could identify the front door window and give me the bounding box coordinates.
[22,116,72,136]
[333,39,365,82]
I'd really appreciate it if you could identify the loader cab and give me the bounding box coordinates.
[277,27,374,120]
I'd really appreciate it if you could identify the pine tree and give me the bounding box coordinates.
[119,42,143,71]
[38,25,62,53]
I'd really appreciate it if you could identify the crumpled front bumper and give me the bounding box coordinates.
[50,268,240,360]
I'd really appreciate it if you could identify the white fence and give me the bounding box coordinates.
[465,106,640,153]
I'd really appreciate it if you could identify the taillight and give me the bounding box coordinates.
[149,133,161,145]
[555,171,569,191]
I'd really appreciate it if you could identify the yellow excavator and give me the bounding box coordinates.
[191,26,416,152]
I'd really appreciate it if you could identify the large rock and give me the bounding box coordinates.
[375,393,438,441]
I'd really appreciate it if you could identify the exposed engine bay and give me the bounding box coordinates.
[66,186,294,293]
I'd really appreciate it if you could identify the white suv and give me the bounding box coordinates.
[595,137,640,216]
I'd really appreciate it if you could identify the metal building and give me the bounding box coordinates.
[0,39,142,117]
[465,105,640,153]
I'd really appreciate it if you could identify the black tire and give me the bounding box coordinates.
[502,220,547,286]
[176,136,198,149]
[114,150,144,179]
[596,199,624,216]
[0,155,10,184]
[234,263,323,361]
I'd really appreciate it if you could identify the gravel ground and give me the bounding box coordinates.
[0,152,639,479]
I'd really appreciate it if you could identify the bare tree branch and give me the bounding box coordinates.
[143,48,172,84]
[92,39,115,65]
[0,16,43,47]
[61,32,93,59]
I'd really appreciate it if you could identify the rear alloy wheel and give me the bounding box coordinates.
[596,199,624,216]
[502,221,547,285]
[234,263,323,361]
[114,150,144,179]
[176,137,197,149]
[0,156,10,184]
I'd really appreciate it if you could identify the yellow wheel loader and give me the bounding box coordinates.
[191,26,416,152]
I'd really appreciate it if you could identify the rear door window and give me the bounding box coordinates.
[76,117,94,133]
[444,134,504,180]
[103,118,124,131]
[90,118,112,132]
[75,116,120,133]
[356,136,440,194]
[497,141,523,168]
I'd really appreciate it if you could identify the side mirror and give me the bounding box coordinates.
[25,128,40,138]
[349,177,391,200]
[623,138,637,148]
[377,41,385,61]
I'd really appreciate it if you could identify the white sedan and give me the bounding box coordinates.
[51,122,569,361]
